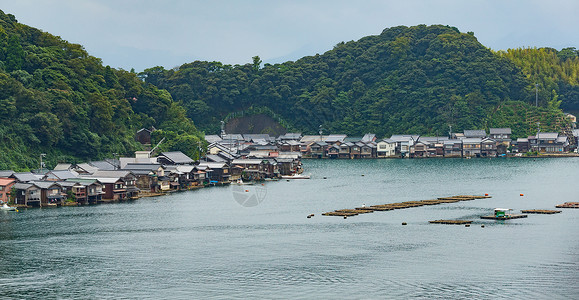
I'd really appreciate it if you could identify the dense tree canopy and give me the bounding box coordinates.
[0,10,203,170]
[142,25,541,137]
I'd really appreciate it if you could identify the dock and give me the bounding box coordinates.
[429,219,473,225]
[521,209,562,214]
[555,202,579,209]
[322,195,491,218]
[480,214,527,220]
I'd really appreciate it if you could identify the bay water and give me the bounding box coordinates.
[1,158,578,299]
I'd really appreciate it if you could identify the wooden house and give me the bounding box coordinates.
[327,144,340,159]
[30,181,65,206]
[462,138,482,157]
[12,183,42,206]
[443,140,463,157]
[197,162,231,184]
[480,138,498,157]
[157,151,195,165]
[360,143,373,158]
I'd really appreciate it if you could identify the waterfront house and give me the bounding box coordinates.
[67,178,104,204]
[327,144,340,159]
[530,133,569,153]
[462,138,482,157]
[84,170,139,199]
[350,143,362,159]
[279,140,301,152]
[481,138,498,157]
[12,183,41,206]
[443,140,463,157]
[410,141,428,158]
[376,139,396,158]
[121,163,165,192]
[360,143,373,158]
[513,138,529,153]
[310,141,328,158]
[197,162,231,184]
[338,142,352,159]
[0,178,16,204]
[30,181,65,206]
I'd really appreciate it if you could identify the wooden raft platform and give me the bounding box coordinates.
[555,202,579,209]
[521,209,562,214]
[429,219,473,225]
[322,195,491,218]
[480,214,528,220]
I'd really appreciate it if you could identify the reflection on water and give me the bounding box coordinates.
[1,158,578,299]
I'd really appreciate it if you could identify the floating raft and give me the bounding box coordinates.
[555,202,579,209]
[521,209,562,214]
[429,219,473,225]
[480,214,528,220]
[322,195,491,217]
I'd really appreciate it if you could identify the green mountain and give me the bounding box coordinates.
[142,25,577,138]
[0,10,204,170]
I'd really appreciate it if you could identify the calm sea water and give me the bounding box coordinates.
[1,158,578,299]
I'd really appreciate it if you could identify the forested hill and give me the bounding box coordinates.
[0,10,204,170]
[142,24,557,137]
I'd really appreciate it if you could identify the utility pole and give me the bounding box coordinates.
[39,153,46,172]
[319,125,323,142]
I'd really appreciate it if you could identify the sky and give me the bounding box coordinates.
[1,0,577,72]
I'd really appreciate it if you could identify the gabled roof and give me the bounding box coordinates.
[463,130,486,138]
[537,132,559,140]
[0,178,15,186]
[462,138,482,144]
[278,133,302,140]
[89,160,117,171]
[45,170,79,180]
[30,181,62,189]
[378,139,396,144]
[206,154,226,162]
[11,172,42,183]
[489,128,512,135]
[122,163,163,171]
[53,163,72,171]
[232,159,265,165]
[361,133,376,143]
[0,170,15,178]
[389,135,420,142]
[89,170,134,178]
[324,134,347,143]
[159,151,194,164]
[204,135,223,144]
[197,162,228,169]
[12,182,35,190]
[75,163,99,174]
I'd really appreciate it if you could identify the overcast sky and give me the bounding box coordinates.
[1,0,577,71]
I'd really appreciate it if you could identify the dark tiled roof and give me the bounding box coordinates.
[159,151,194,164]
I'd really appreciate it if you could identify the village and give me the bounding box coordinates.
[0,125,578,209]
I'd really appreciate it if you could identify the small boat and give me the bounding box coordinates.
[235,179,253,185]
[281,173,311,179]
[1,203,17,211]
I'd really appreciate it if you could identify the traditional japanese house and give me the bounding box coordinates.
[443,140,463,157]
[481,138,498,157]
[12,183,41,206]
[360,143,373,158]
[462,138,482,157]
[30,181,65,206]
[327,145,340,159]
[44,170,79,181]
[197,162,231,184]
